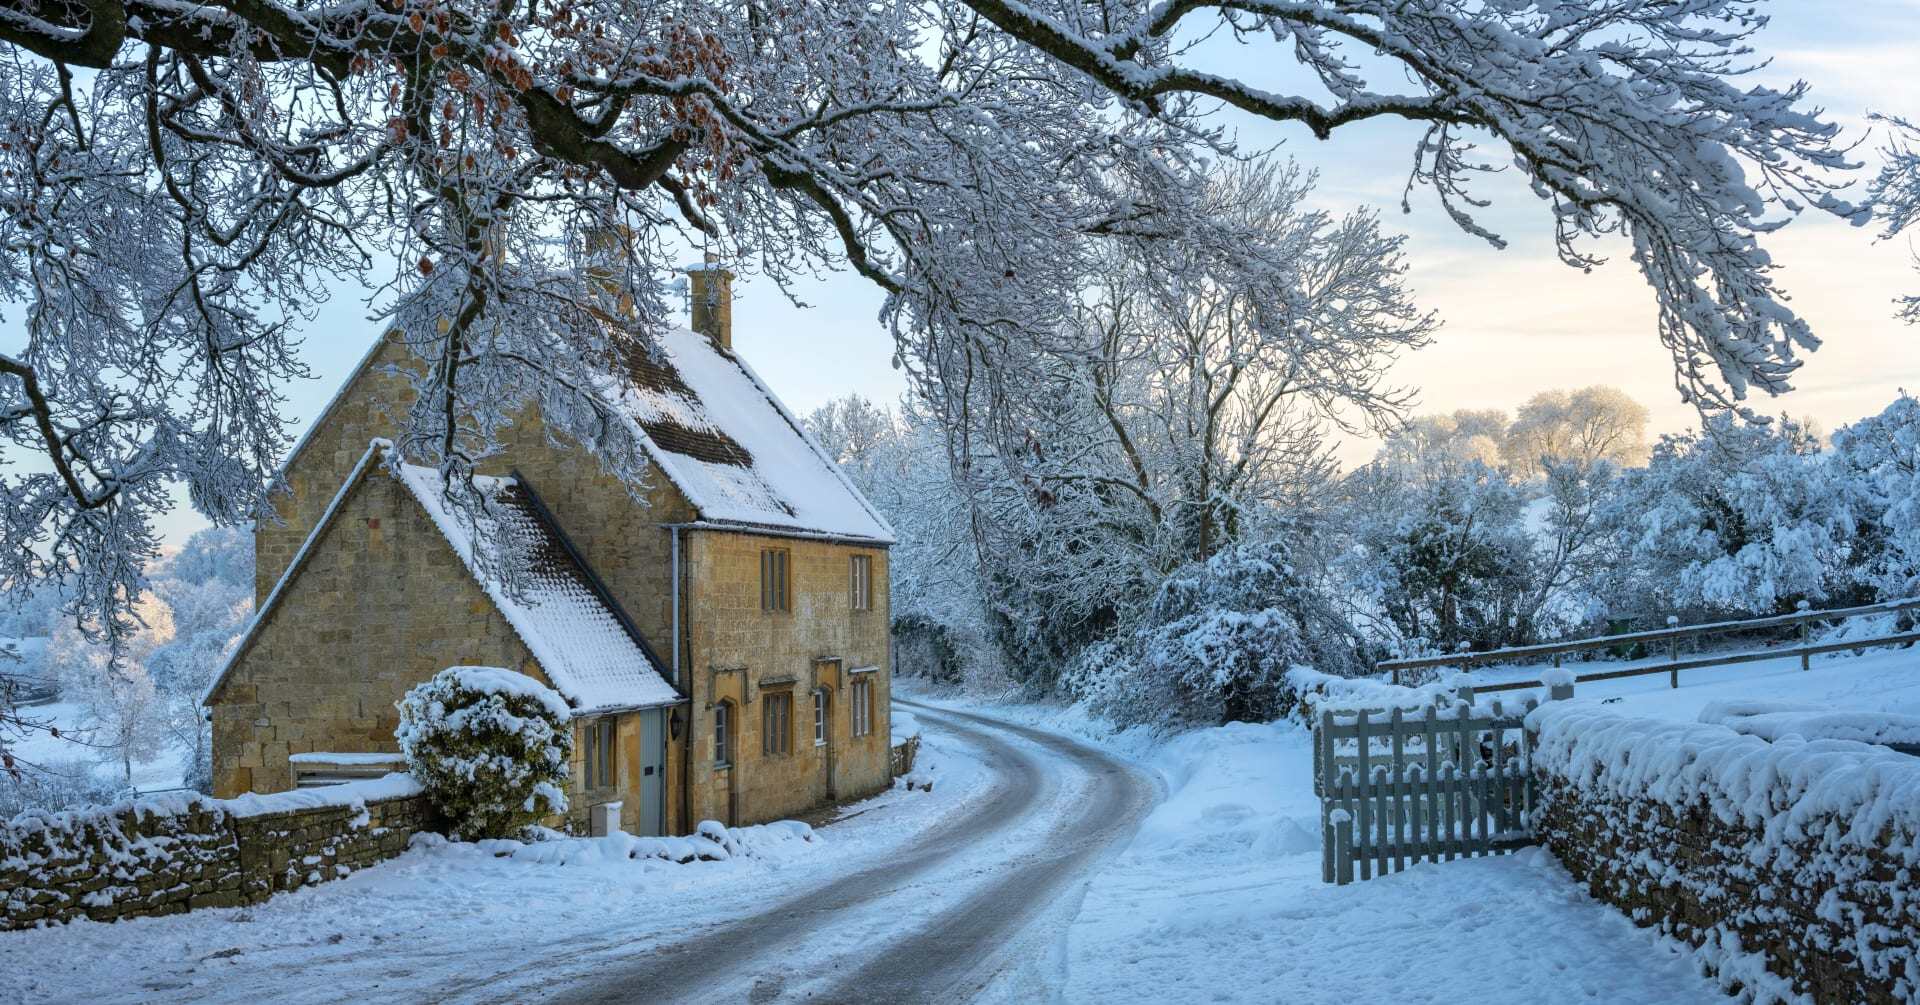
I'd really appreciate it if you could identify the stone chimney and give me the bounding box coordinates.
[687,253,734,353]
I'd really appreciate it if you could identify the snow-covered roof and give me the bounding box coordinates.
[395,463,681,714]
[602,325,894,544]
[206,441,682,713]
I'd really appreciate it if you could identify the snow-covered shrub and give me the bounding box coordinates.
[1831,392,1920,604]
[1068,539,1367,727]
[1595,416,1865,619]
[1336,459,1543,654]
[396,666,573,839]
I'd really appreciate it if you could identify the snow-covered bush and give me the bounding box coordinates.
[1831,393,1920,603]
[1595,416,1864,620]
[1068,539,1368,727]
[1337,459,1543,654]
[0,758,131,819]
[396,667,573,839]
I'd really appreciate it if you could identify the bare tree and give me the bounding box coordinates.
[1502,386,1651,478]
[955,161,1434,682]
[1869,113,1920,324]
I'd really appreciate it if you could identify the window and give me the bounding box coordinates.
[851,678,873,737]
[813,689,829,746]
[763,692,792,755]
[850,554,872,611]
[760,548,791,612]
[713,702,732,767]
[584,718,616,789]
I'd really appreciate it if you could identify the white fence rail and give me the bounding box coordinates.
[1316,698,1541,885]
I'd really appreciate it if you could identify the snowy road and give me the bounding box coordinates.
[532,700,1159,1004]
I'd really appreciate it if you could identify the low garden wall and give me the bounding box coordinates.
[1528,703,1920,1005]
[1,775,429,930]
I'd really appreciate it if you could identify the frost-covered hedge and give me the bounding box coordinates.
[1065,540,1370,727]
[1528,703,1920,1003]
[397,666,573,840]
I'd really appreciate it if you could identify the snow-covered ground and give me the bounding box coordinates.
[0,722,991,1004]
[907,643,1920,1004]
[6,647,1914,1003]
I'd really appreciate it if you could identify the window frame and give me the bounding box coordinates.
[584,717,616,789]
[762,691,792,756]
[812,688,828,746]
[713,701,733,767]
[850,679,873,738]
[760,548,791,613]
[849,554,872,611]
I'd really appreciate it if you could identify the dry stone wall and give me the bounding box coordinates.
[1529,703,1920,1004]
[0,778,429,930]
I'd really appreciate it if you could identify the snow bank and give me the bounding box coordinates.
[890,706,921,743]
[442,818,817,868]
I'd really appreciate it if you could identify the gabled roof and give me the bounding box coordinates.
[602,325,894,544]
[275,325,894,547]
[395,462,681,713]
[206,442,681,714]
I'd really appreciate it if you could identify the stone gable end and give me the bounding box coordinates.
[213,466,548,798]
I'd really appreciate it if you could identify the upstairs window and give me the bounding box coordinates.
[850,554,873,611]
[584,718,616,789]
[760,548,791,612]
[713,701,732,767]
[813,688,829,746]
[763,692,792,756]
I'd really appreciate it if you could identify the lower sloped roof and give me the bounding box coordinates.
[394,462,681,713]
[205,441,680,714]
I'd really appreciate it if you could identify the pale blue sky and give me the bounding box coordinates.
[12,4,1920,546]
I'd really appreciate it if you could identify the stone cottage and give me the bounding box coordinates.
[203,264,896,836]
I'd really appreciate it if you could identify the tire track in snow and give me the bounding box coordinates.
[534,701,1156,1005]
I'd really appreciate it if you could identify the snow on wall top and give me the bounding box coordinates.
[396,463,681,714]
[1698,699,1920,749]
[1528,701,1920,859]
[2,773,421,838]
[602,326,894,543]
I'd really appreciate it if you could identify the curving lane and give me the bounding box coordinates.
[537,700,1159,1005]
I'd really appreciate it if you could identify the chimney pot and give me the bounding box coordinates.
[687,253,734,353]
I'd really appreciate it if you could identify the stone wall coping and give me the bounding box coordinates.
[224,772,422,818]
[1528,701,1920,860]
[2,773,422,843]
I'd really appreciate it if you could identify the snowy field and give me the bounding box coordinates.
[910,644,1920,1004]
[7,700,191,793]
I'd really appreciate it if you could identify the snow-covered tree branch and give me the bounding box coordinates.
[954,0,1863,414]
[0,0,1872,650]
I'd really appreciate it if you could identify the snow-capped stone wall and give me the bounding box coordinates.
[1,775,428,930]
[1528,703,1919,1004]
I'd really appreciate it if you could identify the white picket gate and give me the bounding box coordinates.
[1315,698,1540,885]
